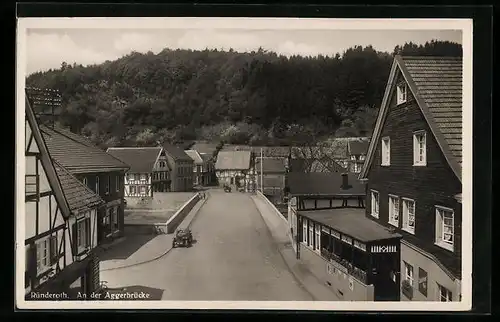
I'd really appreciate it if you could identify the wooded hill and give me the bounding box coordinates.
[26,40,462,148]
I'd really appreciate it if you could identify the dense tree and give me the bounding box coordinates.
[26,41,462,148]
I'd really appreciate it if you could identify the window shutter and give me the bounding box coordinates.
[29,244,37,280]
[25,246,32,286]
[85,218,91,248]
[49,235,58,265]
[72,222,77,255]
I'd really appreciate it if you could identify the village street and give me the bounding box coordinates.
[100,190,314,301]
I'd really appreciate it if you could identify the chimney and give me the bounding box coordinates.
[341,173,349,189]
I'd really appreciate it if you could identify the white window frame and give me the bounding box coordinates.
[413,131,427,166]
[130,185,137,195]
[402,198,416,234]
[83,177,88,187]
[381,137,391,166]
[435,206,454,252]
[35,237,51,274]
[76,212,91,253]
[302,219,308,244]
[140,185,146,195]
[388,195,400,227]
[403,261,414,287]
[397,83,407,105]
[95,176,100,194]
[371,190,379,218]
[308,223,314,248]
[105,176,110,195]
[314,224,321,252]
[115,176,119,192]
[140,174,147,181]
[437,283,453,302]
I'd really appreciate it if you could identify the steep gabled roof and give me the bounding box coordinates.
[359,56,463,182]
[25,96,71,218]
[184,150,204,165]
[215,151,252,170]
[53,159,105,212]
[163,143,193,162]
[106,147,163,173]
[40,126,130,174]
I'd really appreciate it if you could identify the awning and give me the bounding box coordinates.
[299,208,402,243]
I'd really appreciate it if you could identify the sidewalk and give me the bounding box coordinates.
[252,194,341,301]
[100,196,208,271]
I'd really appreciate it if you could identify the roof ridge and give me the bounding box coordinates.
[398,55,462,60]
[108,146,161,150]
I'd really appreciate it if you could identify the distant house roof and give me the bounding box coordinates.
[256,157,286,173]
[348,140,369,156]
[290,141,349,160]
[300,209,402,243]
[185,150,204,165]
[53,159,105,212]
[221,144,252,152]
[163,143,193,162]
[251,146,291,158]
[360,56,462,182]
[106,147,164,173]
[288,172,365,196]
[40,125,130,174]
[190,142,219,155]
[215,151,252,170]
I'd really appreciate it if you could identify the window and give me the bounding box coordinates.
[418,268,428,296]
[404,261,414,287]
[83,177,88,187]
[140,174,147,181]
[115,176,119,192]
[128,173,134,181]
[130,186,137,195]
[413,131,427,166]
[381,137,390,166]
[402,198,416,234]
[95,176,100,194]
[25,175,39,196]
[435,206,454,251]
[437,283,453,302]
[388,195,400,227]
[314,224,321,251]
[105,176,110,194]
[359,155,365,161]
[397,83,407,105]
[371,190,379,218]
[308,223,314,247]
[302,219,307,243]
[36,237,54,274]
[140,186,146,195]
[111,206,119,230]
[76,217,90,252]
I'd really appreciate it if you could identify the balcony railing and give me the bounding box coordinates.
[320,248,367,284]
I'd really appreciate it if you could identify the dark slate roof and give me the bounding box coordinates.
[348,140,369,156]
[106,147,163,173]
[215,151,252,170]
[401,56,463,167]
[53,159,104,212]
[163,143,193,162]
[300,209,402,242]
[190,142,219,155]
[288,172,365,196]
[40,125,130,174]
[256,157,286,173]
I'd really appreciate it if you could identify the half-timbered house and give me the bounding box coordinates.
[215,150,254,192]
[358,56,463,302]
[24,96,104,299]
[106,147,171,198]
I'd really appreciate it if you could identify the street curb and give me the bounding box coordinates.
[100,195,209,272]
[250,196,317,301]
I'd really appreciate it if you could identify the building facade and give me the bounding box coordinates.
[163,143,194,192]
[24,95,104,300]
[347,139,370,173]
[255,156,287,201]
[215,150,254,192]
[359,56,463,302]
[107,147,171,199]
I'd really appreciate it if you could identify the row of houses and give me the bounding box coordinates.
[284,55,463,302]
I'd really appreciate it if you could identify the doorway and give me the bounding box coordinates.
[372,253,400,301]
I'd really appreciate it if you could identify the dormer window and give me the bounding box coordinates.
[397,83,407,105]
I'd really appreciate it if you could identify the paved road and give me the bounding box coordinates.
[102,190,313,301]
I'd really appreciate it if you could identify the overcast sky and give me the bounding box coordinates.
[25,28,462,75]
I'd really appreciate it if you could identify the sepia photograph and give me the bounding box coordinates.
[16,17,472,311]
